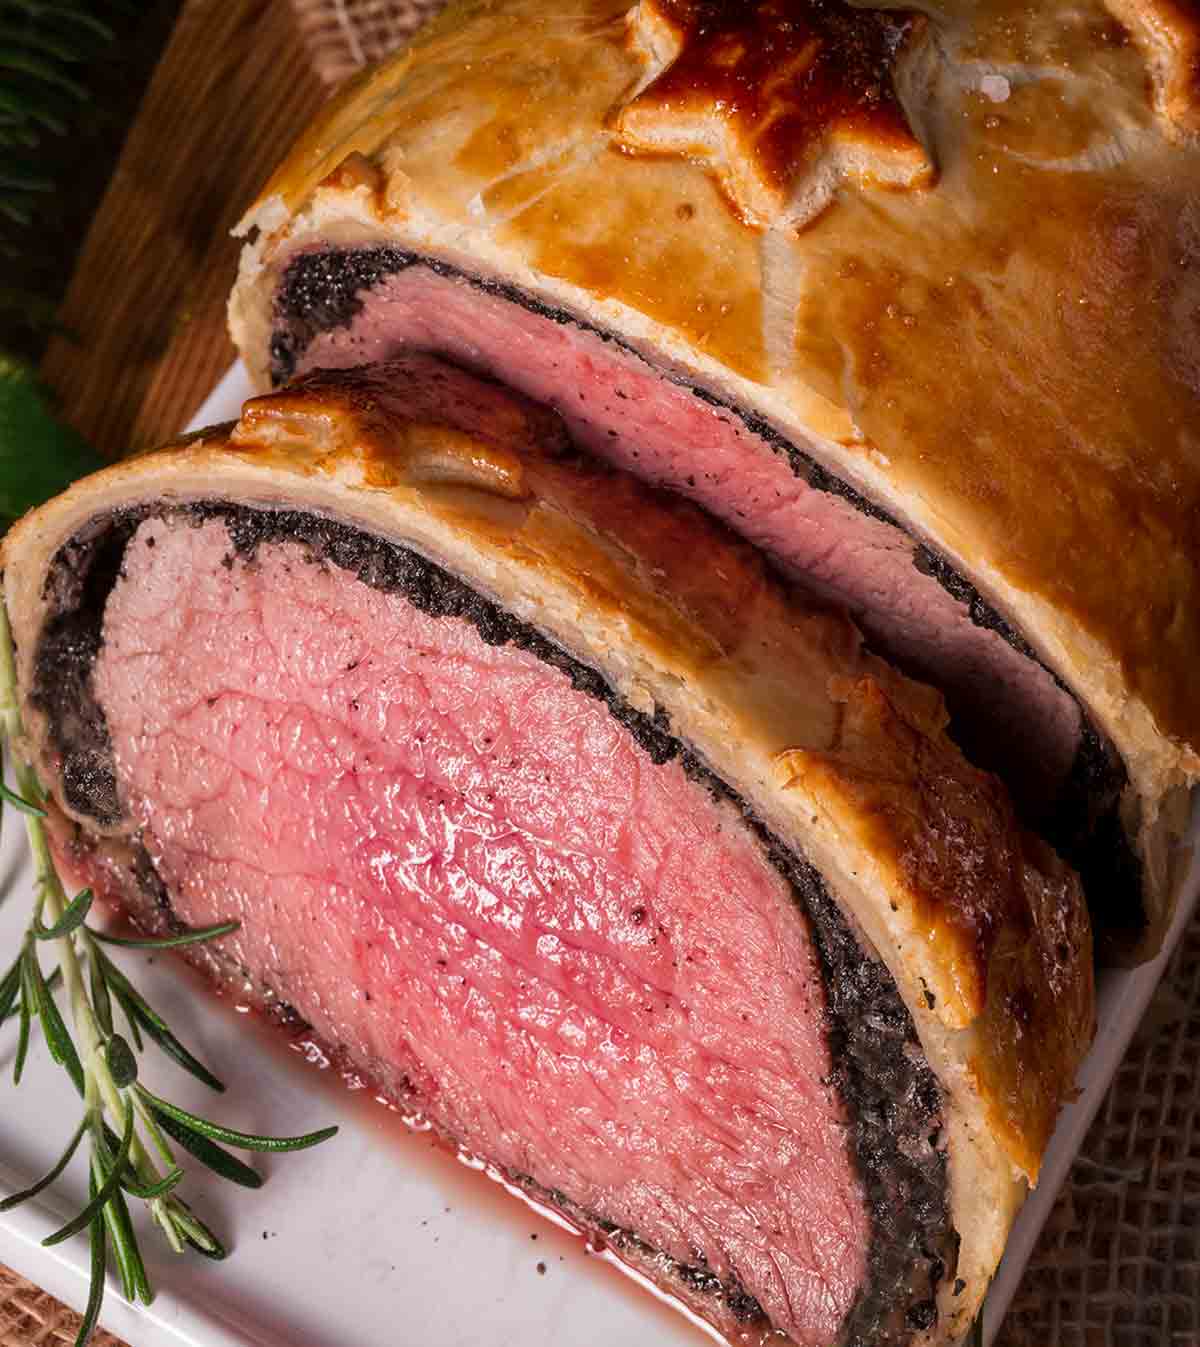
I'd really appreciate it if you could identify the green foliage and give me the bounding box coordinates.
[0,0,113,337]
[0,356,101,523]
[0,0,179,359]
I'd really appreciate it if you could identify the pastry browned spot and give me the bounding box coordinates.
[1105,0,1200,132]
[611,0,934,229]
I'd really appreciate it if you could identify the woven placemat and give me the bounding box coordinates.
[997,909,1200,1347]
[289,0,446,85]
[0,1263,126,1347]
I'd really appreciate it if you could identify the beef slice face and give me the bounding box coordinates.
[36,505,952,1347]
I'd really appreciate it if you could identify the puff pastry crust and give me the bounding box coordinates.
[0,364,1095,1341]
[612,0,935,229]
[228,0,1200,957]
[1105,0,1200,133]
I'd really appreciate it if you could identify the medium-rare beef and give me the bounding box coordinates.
[227,0,1200,958]
[274,249,1106,853]
[268,248,1131,948]
[3,358,1092,1347]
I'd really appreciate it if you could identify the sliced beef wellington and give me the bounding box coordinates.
[227,0,1200,959]
[2,358,1092,1347]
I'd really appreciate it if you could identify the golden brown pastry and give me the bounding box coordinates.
[228,0,1200,960]
[1,359,1092,1347]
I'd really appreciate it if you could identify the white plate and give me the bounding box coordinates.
[2,361,1196,1346]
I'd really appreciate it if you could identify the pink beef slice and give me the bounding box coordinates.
[78,509,950,1347]
[278,252,1108,838]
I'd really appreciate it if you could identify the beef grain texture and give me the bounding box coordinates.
[37,502,952,1347]
[271,245,1139,932]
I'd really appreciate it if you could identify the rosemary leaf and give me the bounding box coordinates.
[91,919,239,950]
[119,1165,184,1202]
[125,997,223,1092]
[138,1087,339,1153]
[99,952,223,1092]
[89,1126,152,1303]
[88,944,112,1036]
[43,1106,134,1247]
[95,1160,136,1303]
[93,1130,172,1277]
[93,1119,176,1209]
[149,1107,264,1190]
[93,1120,118,1166]
[76,1171,107,1347]
[0,953,21,1022]
[107,1180,152,1305]
[26,943,83,1095]
[2,965,58,1019]
[13,952,33,1083]
[165,1200,227,1261]
[0,780,45,816]
[105,1032,137,1088]
[33,887,91,939]
[0,1117,86,1212]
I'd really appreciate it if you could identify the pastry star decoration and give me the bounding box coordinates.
[1104,0,1200,135]
[611,0,934,231]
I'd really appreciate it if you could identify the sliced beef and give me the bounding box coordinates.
[40,504,949,1347]
[270,247,1132,916]
[9,355,1098,1346]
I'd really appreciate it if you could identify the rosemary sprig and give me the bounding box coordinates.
[0,600,338,1344]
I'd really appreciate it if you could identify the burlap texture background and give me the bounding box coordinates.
[0,1265,124,1347]
[290,0,445,83]
[2,4,1195,1343]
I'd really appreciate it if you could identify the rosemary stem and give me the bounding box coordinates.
[0,603,181,1250]
[0,601,21,745]
[38,840,180,1243]
[131,1083,176,1169]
